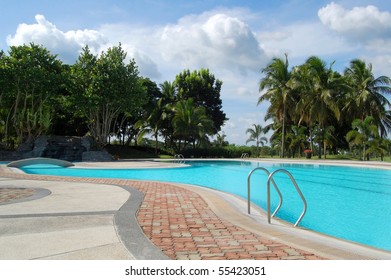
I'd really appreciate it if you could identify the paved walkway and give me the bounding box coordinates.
[1,162,391,260]
[0,178,136,260]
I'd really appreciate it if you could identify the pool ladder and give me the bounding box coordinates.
[247,167,307,227]
[240,153,249,160]
[174,154,185,164]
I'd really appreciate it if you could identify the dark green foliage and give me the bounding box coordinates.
[259,54,391,159]
[174,69,227,133]
[105,144,172,159]
[180,145,252,158]
[0,43,64,146]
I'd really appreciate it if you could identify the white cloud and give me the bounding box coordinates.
[257,21,354,62]
[160,12,267,74]
[7,14,107,63]
[318,2,391,40]
[119,43,161,79]
[364,54,391,76]
[317,2,391,77]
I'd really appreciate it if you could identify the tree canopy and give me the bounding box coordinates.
[0,43,227,154]
[258,54,391,159]
[0,43,64,147]
[70,45,146,147]
[174,69,227,134]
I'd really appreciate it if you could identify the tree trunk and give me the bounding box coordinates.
[281,103,286,158]
[323,141,327,159]
[155,134,158,154]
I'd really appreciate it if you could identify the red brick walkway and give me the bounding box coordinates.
[0,171,324,260]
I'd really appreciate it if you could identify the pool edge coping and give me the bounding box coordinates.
[2,159,391,260]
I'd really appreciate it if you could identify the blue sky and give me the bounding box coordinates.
[1,0,390,145]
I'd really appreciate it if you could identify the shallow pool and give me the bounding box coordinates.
[21,160,391,252]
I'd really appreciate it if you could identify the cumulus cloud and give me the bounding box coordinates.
[6,15,161,78]
[257,21,354,61]
[7,14,108,63]
[160,12,266,74]
[317,2,391,76]
[318,2,391,40]
[117,43,161,79]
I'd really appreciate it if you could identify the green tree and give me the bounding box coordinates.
[366,138,388,161]
[122,78,162,147]
[285,125,307,158]
[215,131,228,147]
[245,124,268,157]
[0,43,63,147]
[70,45,146,147]
[171,98,213,151]
[259,53,292,158]
[292,56,342,158]
[344,59,391,137]
[346,116,379,160]
[136,80,178,150]
[174,69,227,134]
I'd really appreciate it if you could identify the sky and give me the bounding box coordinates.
[1,0,390,145]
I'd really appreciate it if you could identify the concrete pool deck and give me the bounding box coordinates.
[1,159,391,260]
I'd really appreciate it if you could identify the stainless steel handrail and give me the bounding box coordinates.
[240,153,249,159]
[174,154,185,163]
[247,167,282,216]
[267,169,307,227]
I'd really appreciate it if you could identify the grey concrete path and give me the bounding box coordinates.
[0,178,167,260]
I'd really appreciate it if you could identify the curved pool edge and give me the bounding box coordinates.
[71,159,191,169]
[250,157,391,170]
[2,161,391,260]
[176,183,391,260]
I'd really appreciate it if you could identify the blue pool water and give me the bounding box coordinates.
[19,160,391,252]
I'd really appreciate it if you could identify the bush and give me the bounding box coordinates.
[105,145,172,159]
[180,145,253,158]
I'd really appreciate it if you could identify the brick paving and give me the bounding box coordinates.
[0,171,324,260]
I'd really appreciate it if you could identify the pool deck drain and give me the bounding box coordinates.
[1,161,391,260]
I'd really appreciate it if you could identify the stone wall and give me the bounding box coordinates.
[11,135,113,162]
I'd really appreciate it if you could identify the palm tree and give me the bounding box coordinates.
[285,125,307,158]
[366,138,388,161]
[344,59,391,137]
[215,131,227,146]
[135,81,176,153]
[322,125,337,159]
[292,56,342,158]
[259,53,292,158]
[246,124,268,157]
[346,116,379,160]
[171,98,213,151]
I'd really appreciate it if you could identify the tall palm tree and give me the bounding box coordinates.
[344,59,391,137]
[135,81,176,152]
[246,124,268,157]
[215,131,227,146]
[172,98,213,151]
[158,81,177,148]
[291,56,342,158]
[259,53,292,158]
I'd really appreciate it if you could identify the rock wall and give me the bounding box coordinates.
[15,136,113,162]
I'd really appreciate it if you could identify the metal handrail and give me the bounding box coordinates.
[174,154,185,163]
[247,167,283,216]
[240,153,249,159]
[267,169,307,227]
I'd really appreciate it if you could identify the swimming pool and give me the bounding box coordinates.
[20,160,391,252]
